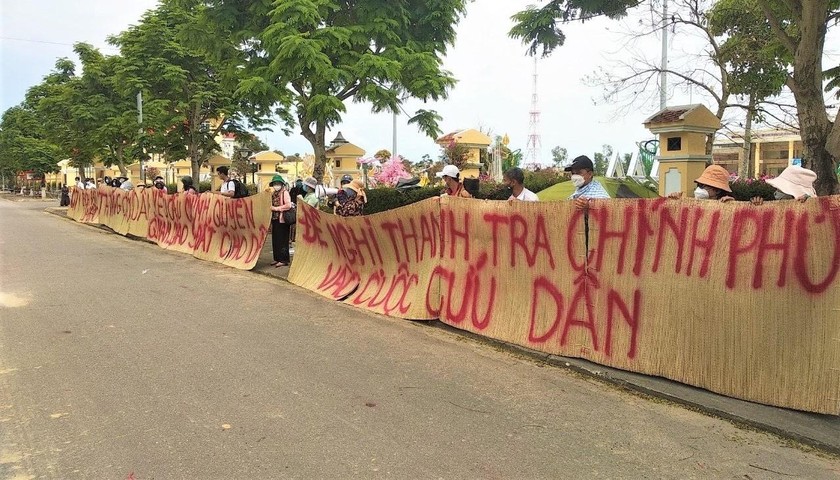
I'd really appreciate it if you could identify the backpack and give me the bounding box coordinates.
[231,179,249,198]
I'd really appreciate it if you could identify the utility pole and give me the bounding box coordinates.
[660,0,668,110]
[137,92,145,184]
[392,111,398,160]
[526,57,541,165]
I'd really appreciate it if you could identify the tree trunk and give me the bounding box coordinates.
[188,139,201,188]
[300,117,328,183]
[116,145,128,176]
[739,96,755,178]
[787,0,838,195]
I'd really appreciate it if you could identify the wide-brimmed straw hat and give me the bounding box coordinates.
[766,166,817,198]
[694,165,732,193]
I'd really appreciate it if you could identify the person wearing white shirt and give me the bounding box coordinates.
[75,177,84,190]
[215,166,236,198]
[504,167,539,202]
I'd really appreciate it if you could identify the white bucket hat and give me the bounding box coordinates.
[303,177,318,190]
[766,166,817,198]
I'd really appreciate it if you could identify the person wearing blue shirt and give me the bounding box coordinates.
[565,155,610,210]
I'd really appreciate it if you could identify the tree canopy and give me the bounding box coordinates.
[180,0,468,180]
[512,0,840,194]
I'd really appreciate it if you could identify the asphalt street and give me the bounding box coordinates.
[1,198,838,479]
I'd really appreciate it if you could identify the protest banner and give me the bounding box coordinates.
[290,196,840,414]
[290,198,441,319]
[68,186,271,270]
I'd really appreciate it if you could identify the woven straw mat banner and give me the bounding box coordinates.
[289,198,441,319]
[68,186,271,270]
[290,195,840,414]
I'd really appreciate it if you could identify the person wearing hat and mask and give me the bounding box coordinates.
[750,165,817,205]
[301,177,321,207]
[565,155,610,210]
[335,178,367,216]
[269,174,293,267]
[436,164,472,198]
[669,165,734,202]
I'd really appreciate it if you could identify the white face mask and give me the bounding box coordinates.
[694,187,710,200]
[273,185,282,192]
[571,174,585,188]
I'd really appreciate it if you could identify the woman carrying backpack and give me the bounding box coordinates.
[269,175,293,267]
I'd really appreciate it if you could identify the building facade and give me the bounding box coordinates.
[712,128,802,177]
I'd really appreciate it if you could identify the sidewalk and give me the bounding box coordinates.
[42,204,840,454]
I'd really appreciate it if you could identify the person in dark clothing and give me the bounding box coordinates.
[60,185,70,206]
[287,178,304,244]
[181,176,198,194]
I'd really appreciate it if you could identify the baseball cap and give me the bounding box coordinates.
[436,164,460,179]
[564,155,595,172]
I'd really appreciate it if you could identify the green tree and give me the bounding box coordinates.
[0,105,61,180]
[25,58,100,179]
[592,144,612,176]
[72,43,142,177]
[550,146,568,167]
[509,0,638,57]
[511,0,840,195]
[183,0,468,181]
[110,3,277,184]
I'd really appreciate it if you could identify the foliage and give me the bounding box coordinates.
[374,149,391,160]
[592,144,613,176]
[728,176,777,201]
[509,0,638,57]
[442,141,470,169]
[363,186,441,215]
[110,2,275,183]
[0,105,61,177]
[524,168,568,193]
[550,146,568,168]
[198,180,212,193]
[145,167,161,180]
[184,0,468,181]
[24,58,100,173]
[503,148,523,172]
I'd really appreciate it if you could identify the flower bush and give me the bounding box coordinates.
[373,155,413,186]
[728,176,777,201]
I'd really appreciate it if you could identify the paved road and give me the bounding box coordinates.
[1,198,838,479]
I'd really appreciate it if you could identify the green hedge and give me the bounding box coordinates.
[364,187,442,215]
[362,171,569,214]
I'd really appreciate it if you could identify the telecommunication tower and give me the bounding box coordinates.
[526,57,541,165]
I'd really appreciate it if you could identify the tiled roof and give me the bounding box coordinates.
[646,108,691,125]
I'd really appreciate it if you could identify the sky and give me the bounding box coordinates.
[3,1,836,165]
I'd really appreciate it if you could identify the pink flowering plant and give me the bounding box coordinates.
[371,155,413,187]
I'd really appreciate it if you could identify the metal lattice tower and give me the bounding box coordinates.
[526,57,541,165]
